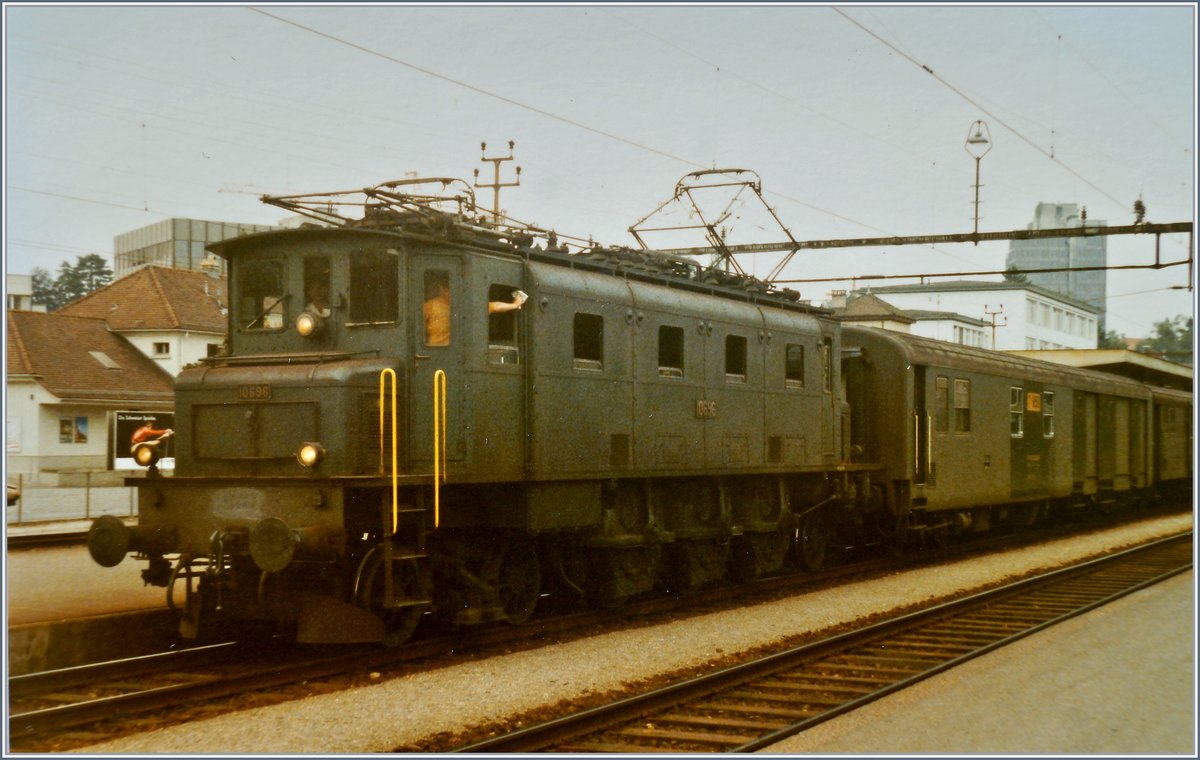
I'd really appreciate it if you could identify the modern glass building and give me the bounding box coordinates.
[114,218,277,279]
[1005,202,1107,330]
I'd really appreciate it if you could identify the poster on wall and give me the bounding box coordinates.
[111,411,175,470]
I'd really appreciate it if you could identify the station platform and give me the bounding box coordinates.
[765,569,1196,754]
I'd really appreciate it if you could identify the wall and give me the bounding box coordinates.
[123,330,222,376]
[875,288,1096,351]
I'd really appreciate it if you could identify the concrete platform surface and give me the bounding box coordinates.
[764,570,1196,755]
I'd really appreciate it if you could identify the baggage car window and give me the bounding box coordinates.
[785,344,805,389]
[349,248,399,325]
[934,376,949,432]
[238,258,286,331]
[725,335,747,383]
[1043,391,1055,438]
[573,312,603,371]
[1010,386,1024,437]
[658,326,684,378]
[954,379,971,432]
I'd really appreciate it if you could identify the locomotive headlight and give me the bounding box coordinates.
[297,442,325,467]
[295,311,324,338]
[132,442,161,468]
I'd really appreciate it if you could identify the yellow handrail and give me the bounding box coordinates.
[433,369,447,529]
[379,369,399,533]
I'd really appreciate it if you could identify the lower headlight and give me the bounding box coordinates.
[297,442,325,467]
[133,442,161,468]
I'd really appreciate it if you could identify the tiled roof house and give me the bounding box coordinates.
[58,265,228,375]
[7,311,175,482]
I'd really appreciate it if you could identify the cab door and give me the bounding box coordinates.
[408,254,466,471]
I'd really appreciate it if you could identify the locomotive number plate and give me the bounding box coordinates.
[695,399,718,419]
[237,383,272,400]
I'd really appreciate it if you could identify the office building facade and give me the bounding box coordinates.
[1006,202,1107,328]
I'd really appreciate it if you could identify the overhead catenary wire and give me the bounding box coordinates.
[833,7,1131,214]
[1030,9,1191,154]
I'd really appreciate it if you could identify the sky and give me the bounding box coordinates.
[3,3,1196,339]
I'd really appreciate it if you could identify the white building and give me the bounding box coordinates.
[854,280,1099,351]
[57,265,227,376]
[6,273,39,311]
[903,310,988,348]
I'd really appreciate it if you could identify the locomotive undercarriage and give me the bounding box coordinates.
[92,469,892,646]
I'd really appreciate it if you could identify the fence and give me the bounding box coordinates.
[5,473,138,526]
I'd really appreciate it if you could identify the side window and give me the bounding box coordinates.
[725,335,747,383]
[1010,386,1024,437]
[1043,391,1056,438]
[658,326,684,378]
[238,258,285,330]
[421,270,451,346]
[954,378,972,433]
[350,249,399,324]
[934,376,949,432]
[303,256,331,317]
[487,283,523,365]
[785,344,805,389]
[573,313,603,371]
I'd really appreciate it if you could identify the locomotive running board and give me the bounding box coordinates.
[295,593,385,644]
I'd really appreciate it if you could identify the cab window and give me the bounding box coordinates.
[422,270,451,346]
[349,249,399,324]
[487,283,521,365]
[303,257,331,317]
[238,258,286,330]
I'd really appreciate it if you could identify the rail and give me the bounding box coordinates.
[454,532,1192,752]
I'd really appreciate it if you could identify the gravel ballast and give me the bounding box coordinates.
[77,513,1193,754]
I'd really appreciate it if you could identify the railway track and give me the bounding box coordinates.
[6,547,901,745]
[7,511,1186,750]
[454,533,1193,753]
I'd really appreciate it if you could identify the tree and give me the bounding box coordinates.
[1098,328,1127,350]
[1137,315,1193,365]
[30,267,65,311]
[1003,266,1029,284]
[54,254,113,307]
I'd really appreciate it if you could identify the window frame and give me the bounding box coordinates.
[657,325,685,379]
[1042,391,1056,438]
[572,312,604,371]
[236,257,287,332]
[784,343,805,390]
[1009,386,1024,437]
[953,378,972,433]
[348,248,400,327]
[934,375,950,433]
[724,334,748,384]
